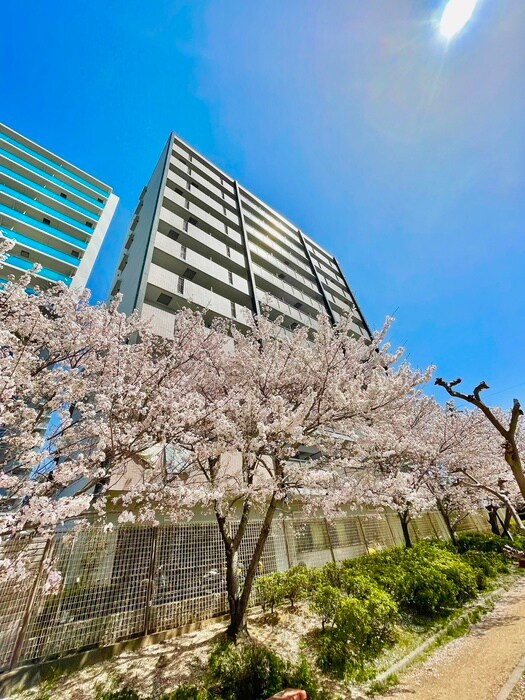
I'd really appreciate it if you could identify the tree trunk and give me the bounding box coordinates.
[225,548,248,640]
[505,445,525,504]
[225,495,280,640]
[487,505,501,536]
[399,512,412,548]
[436,499,456,543]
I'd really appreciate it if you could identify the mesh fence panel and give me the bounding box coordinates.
[1,508,482,669]
[358,514,396,551]
[20,526,153,662]
[289,519,333,568]
[329,516,367,561]
[0,536,48,672]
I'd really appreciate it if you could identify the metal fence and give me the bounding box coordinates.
[0,509,489,674]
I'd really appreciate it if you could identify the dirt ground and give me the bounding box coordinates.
[383,575,525,700]
[13,607,325,700]
[12,576,525,700]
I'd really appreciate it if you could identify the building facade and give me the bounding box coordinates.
[112,133,369,338]
[0,123,118,290]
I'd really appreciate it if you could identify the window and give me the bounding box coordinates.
[294,302,303,310]
[71,250,80,259]
[290,322,299,331]
[42,217,51,226]
[228,270,233,284]
[175,188,183,196]
[85,221,93,228]
[168,229,179,241]
[180,245,187,261]
[177,277,185,295]
[60,192,67,199]
[278,273,286,280]
[157,293,173,306]
[188,216,198,226]
[97,198,104,204]
[230,301,236,318]
[20,250,30,259]
[226,245,231,258]
[183,268,196,281]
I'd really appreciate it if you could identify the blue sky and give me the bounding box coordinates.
[2,0,524,407]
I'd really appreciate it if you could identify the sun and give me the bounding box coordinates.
[439,0,480,40]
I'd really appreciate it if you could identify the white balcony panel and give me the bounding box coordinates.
[154,231,250,295]
[142,302,176,339]
[159,207,246,268]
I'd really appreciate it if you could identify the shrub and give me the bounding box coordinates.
[158,687,209,700]
[461,550,509,589]
[95,689,141,700]
[255,572,286,612]
[309,577,399,678]
[205,641,326,700]
[455,533,509,554]
[281,565,310,609]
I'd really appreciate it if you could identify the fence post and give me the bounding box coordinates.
[384,512,398,547]
[428,512,442,539]
[324,519,336,563]
[143,526,159,636]
[282,519,293,571]
[10,537,52,671]
[356,516,370,555]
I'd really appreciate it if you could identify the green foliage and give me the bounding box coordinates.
[309,577,399,679]
[204,641,327,700]
[281,564,310,609]
[95,689,141,700]
[455,532,510,554]
[368,674,400,696]
[461,550,509,589]
[206,640,286,700]
[255,571,286,612]
[158,687,209,700]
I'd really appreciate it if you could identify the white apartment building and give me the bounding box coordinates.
[112,133,370,338]
[0,122,118,290]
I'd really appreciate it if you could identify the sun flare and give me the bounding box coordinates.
[439,0,480,40]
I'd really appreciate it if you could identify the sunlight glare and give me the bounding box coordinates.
[439,0,479,40]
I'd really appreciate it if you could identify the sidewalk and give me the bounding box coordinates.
[385,575,525,700]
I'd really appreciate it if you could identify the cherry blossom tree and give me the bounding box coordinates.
[0,236,221,582]
[123,314,432,637]
[436,377,525,503]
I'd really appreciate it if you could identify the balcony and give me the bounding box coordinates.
[166,171,238,224]
[153,230,251,298]
[0,184,95,235]
[0,166,100,221]
[0,148,104,210]
[158,207,246,269]
[0,131,110,200]
[163,188,243,248]
[2,254,72,285]
[0,204,88,254]
[253,262,325,317]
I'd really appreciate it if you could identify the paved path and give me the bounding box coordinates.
[386,576,525,700]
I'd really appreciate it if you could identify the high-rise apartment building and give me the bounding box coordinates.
[0,123,118,290]
[112,133,370,338]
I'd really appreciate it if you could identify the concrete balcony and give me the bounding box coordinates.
[166,171,238,226]
[249,241,317,294]
[253,262,325,317]
[153,230,250,297]
[158,207,246,269]
[265,292,319,331]
[147,263,250,325]
[245,224,311,280]
[163,188,243,247]
[242,203,305,260]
